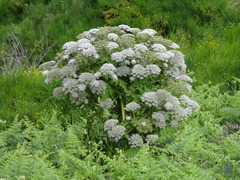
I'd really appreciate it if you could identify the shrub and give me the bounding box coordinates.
[41,25,199,149]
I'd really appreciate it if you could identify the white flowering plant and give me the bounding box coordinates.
[40,25,199,149]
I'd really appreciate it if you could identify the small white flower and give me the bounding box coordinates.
[134,44,149,52]
[68,59,76,65]
[164,102,173,110]
[83,28,99,42]
[125,102,141,111]
[78,42,99,59]
[107,42,119,51]
[90,80,107,95]
[140,29,157,36]
[107,33,119,41]
[77,38,90,44]
[155,52,171,62]
[119,24,132,32]
[165,51,175,58]
[180,95,200,113]
[108,125,126,142]
[141,122,147,127]
[99,98,113,109]
[163,63,168,68]
[131,64,147,79]
[131,60,137,65]
[78,73,96,84]
[141,92,158,107]
[94,72,101,79]
[126,116,131,120]
[100,63,117,76]
[62,41,77,51]
[152,44,167,52]
[42,70,49,76]
[104,119,119,131]
[129,77,135,81]
[169,43,180,49]
[116,66,131,77]
[63,55,69,59]
[146,64,161,75]
[129,134,143,148]
[78,84,86,91]
[170,120,178,127]
[122,34,134,38]
[145,134,159,146]
[90,80,100,87]
[176,75,193,82]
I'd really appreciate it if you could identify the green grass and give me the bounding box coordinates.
[0,69,54,122]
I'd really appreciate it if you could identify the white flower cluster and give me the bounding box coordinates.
[152,111,169,129]
[134,44,149,52]
[176,75,193,82]
[62,41,78,59]
[130,64,161,80]
[131,64,147,79]
[119,24,132,32]
[62,38,99,60]
[140,29,157,36]
[78,42,99,59]
[122,33,134,38]
[98,98,113,109]
[99,63,117,79]
[155,51,175,62]
[108,125,126,142]
[129,134,143,148]
[152,43,167,52]
[146,64,161,75]
[145,134,159,146]
[100,64,116,73]
[170,120,178,127]
[180,95,200,113]
[53,87,64,99]
[140,92,159,107]
[111,48,135,63]
[125,102,141,111]
[116,65,131,77]
[90,80,107,95]
[104,119,126,142]
[60,66,77,79]
[104,119,119,131]
[83,28,99,42]
[62,78,79,93]
[45,68,61,83]
[107,33,119,41]
[78,73,96,84]
[169,43,180,49]
[107,42,119,51]
[141,89,199,122]
[168,50,186,74]
[41,25,199,147]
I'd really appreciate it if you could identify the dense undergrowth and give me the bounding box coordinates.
[0,0,240,179]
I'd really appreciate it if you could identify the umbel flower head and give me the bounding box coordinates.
[40,24,199,148]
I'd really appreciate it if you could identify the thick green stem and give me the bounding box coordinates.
[120,98,125,121]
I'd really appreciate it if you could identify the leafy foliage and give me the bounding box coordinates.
[0,85,239,179]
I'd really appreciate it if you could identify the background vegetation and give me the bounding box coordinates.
[0,0,240,179]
